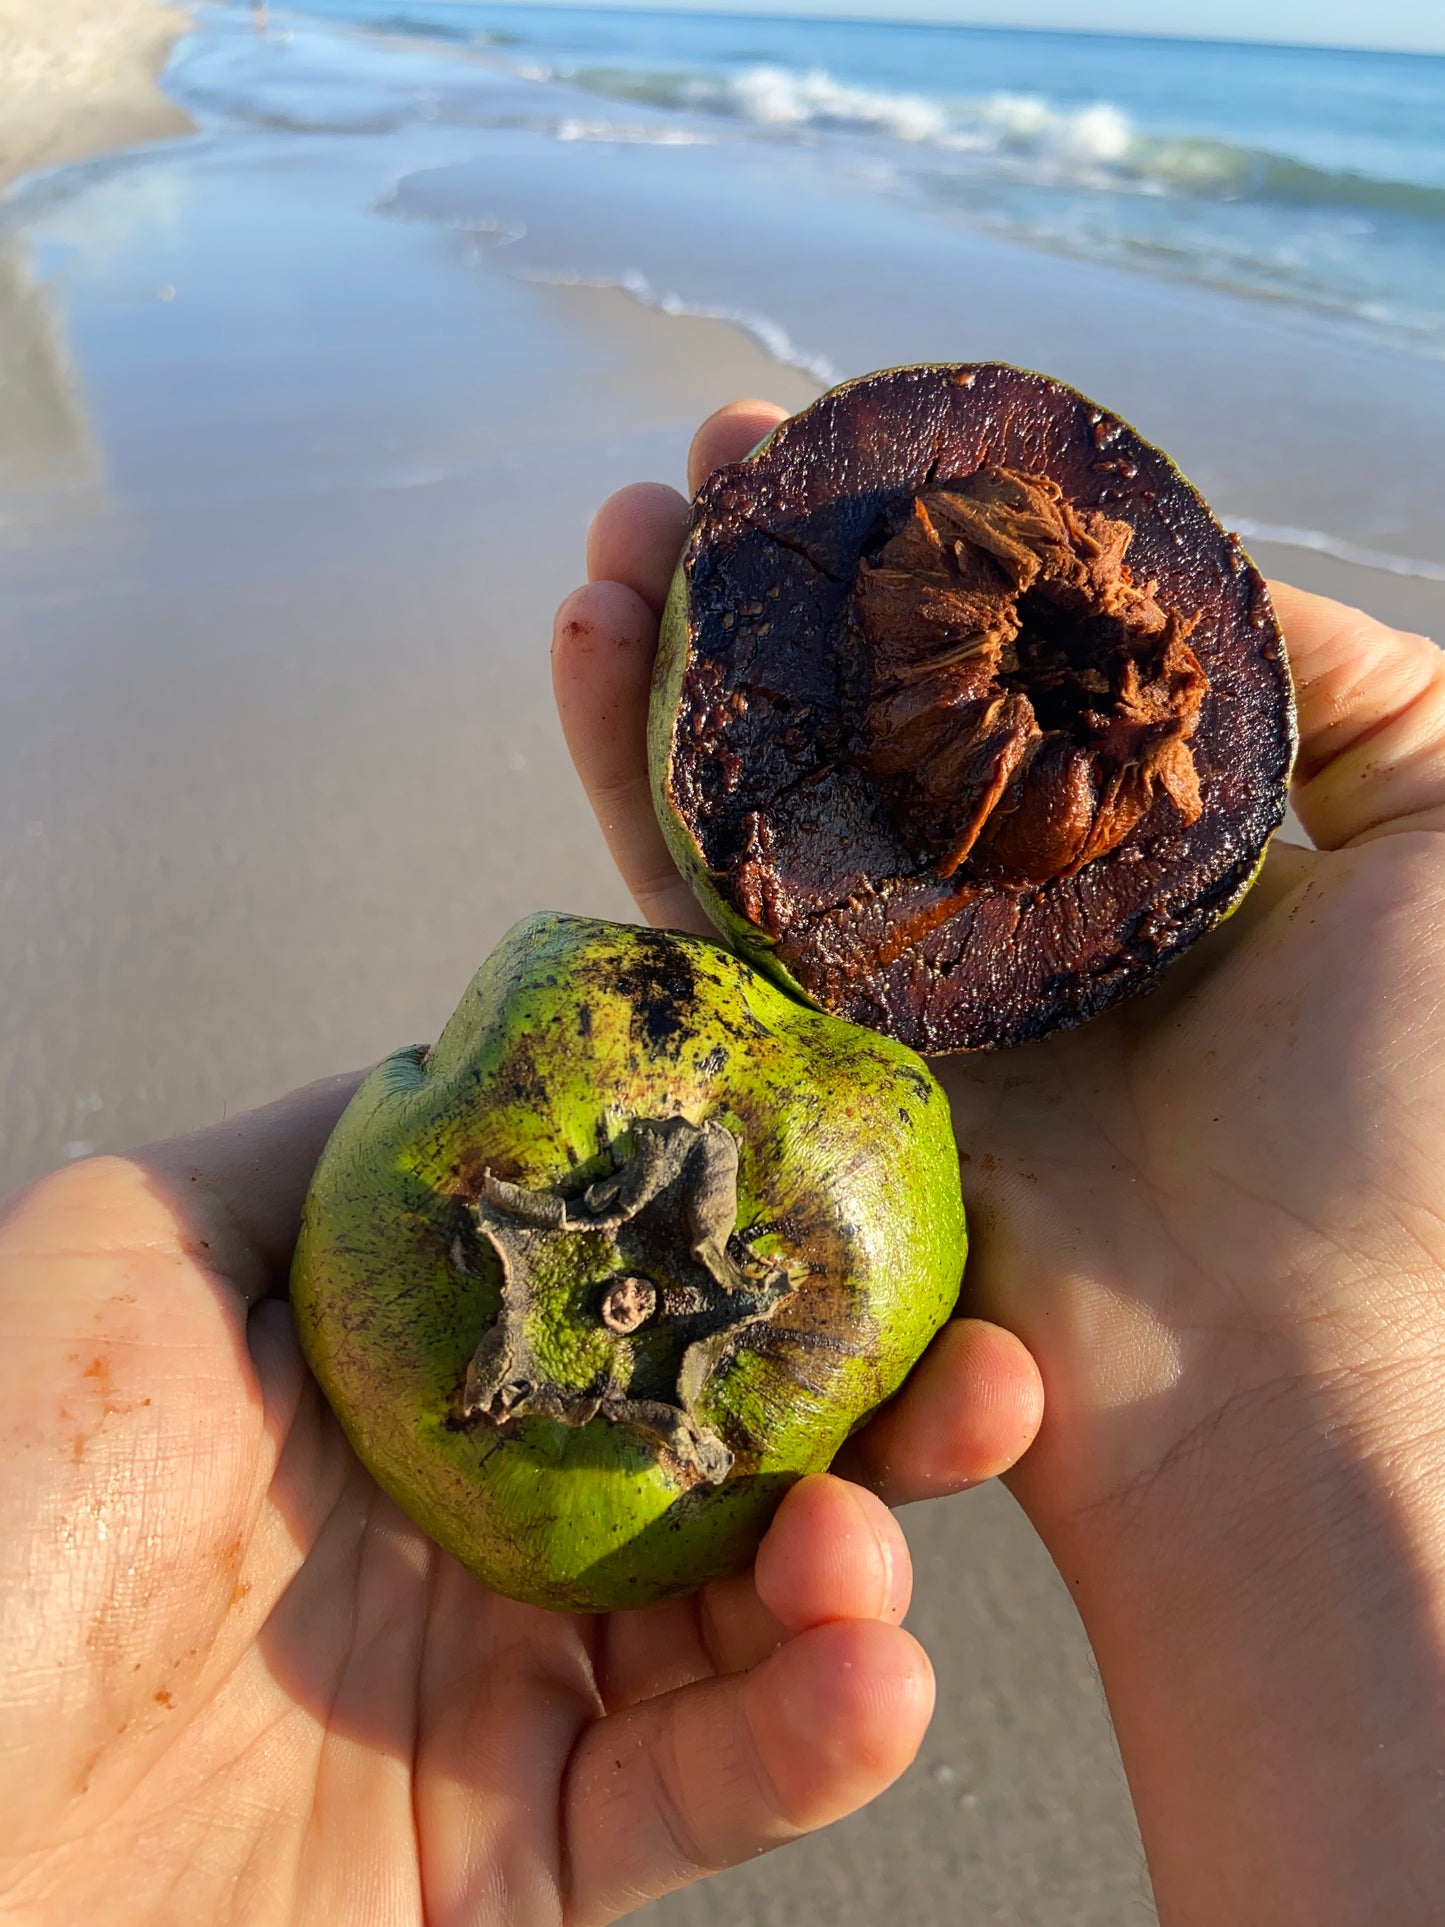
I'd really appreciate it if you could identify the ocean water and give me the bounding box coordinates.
[8,1,1445,585]
[259,0,1445,355]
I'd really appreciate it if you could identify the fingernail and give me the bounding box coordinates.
[854,1488,907,1623]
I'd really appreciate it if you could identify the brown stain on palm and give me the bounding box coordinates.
[62,1350,152,1460]
[87,1355,129,1416]
[218,1534,252,1610]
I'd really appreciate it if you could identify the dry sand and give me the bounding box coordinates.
[0,0,192,190]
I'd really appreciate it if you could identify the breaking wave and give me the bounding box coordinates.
[545,63,1445,219]
[177,4,1445,361]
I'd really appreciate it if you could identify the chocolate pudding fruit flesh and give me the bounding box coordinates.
[291,914,965,1614]
[650,362,1298,1053]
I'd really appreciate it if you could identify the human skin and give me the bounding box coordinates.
[552,398,1445,1925]
[0,1060,1040,1918]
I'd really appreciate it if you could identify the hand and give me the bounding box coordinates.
[553,398,1445,1921]
[0,1055,1039,1918]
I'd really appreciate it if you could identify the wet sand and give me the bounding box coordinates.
[0,76,1156,1921]
[2,10,1442,1925]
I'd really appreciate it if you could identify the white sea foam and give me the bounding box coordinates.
[553,118,715,146]
[565,64,1165,179]
[720,66,948,143]
[519,267,842,386]
[939,92,1133,170]
[376,180,526,243]
[1227,516,1445,583]
[197,13,1443,365]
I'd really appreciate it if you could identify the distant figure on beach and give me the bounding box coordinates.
[251,0,267,32]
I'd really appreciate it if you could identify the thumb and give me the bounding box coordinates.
[562,1617,934,1925]
[1271,580,1445,851]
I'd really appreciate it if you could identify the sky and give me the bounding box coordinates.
[563,0,1445,56]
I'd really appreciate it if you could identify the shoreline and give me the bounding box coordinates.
[9,0,1435,603]
[1,0,1440,1143]
[545,272,1445,594]
[0,0,194,194]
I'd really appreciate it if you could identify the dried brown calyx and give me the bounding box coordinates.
[454,1117,796,1485]
[853,466,1208,886]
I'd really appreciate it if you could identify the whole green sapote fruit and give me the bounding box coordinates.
[291,913,964,1613]
[650,361,1297,1054]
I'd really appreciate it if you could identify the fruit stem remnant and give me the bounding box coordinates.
[853,466,1208,888]
[455,1117,795,1485]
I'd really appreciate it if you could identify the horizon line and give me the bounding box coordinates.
[498,0,1445,61]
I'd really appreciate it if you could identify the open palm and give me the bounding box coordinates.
[0,917,1039,1921]
[553,399,1445,1908]
[555,397,1445,1517]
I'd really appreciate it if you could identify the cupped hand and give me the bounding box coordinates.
[0,1054,1039,1918]
[552,398,1445,1579]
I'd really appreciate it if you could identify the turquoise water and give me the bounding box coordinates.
[268,1,1445,354]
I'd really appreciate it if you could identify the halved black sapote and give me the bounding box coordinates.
[650,362,1297,1053]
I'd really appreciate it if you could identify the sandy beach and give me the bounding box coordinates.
[0,0,193,189]
[2,8,1437,1200]
[2,4,1442,1922]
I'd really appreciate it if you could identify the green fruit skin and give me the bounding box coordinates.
[647,364,1300,1023]
[291,913,965,1614]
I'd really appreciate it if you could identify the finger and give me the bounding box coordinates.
[584,410,791,624]
[834,1317,1044,1506]
[597,1474,910,1713]
[688,399,791,495]
[755,1475,912,1630]
[564,1619,934,1925]
[596,1572,786,1716]
[586,481,690,615]
[552,579,713,934]
[1269,579,1445,850]
[557,401,791,938]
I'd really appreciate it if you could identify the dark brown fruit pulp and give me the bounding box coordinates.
[662,363,1295,1053]
[855,466,1208,888]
